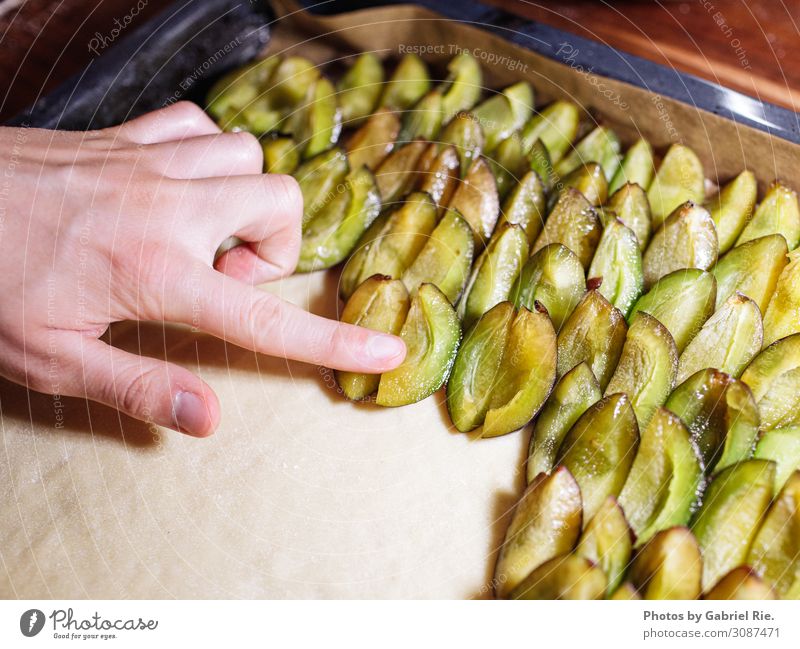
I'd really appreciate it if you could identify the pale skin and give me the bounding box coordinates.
[0,102,406,437]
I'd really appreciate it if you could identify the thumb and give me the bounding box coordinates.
[58,333,219,437]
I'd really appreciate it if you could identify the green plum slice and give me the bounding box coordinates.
[206,56,279,119]
[555,125,621,181]
[752,364,800,433]
[609,583,641,600]
[576,496,634,595]
[340,191,437,300]
[447,302,557,436]
[502,82,535,133]
[508,554,607,600]
[438,52,483,122]
[676,292,763,384]
[379,54,431,111]
[737,180,800,249]
[628,268,716,353]
[754,427,800,494]
[741,332,800,405]
[376,283,461,406]
[472,82,533,152]
[346,107,401,171]
[706,170,757,254]
[497,170,546,245]
[298,165,381,272]
[605,313,678,428]
[261,135,299,174]
[691,459,775,590]
[472,93,515,154]
[557,290,628,390]
[746,470,800,597]
[267,56,321,107]
[290,77,342,159]
[605,182,653,251]
[763,249,800,346]
[618,407,703,545]
[643,201,718,288]
[398,89,444,142]
[336,52,384,125]
[713,234,788,313]
[629,527,702,599]
[374,140,429,204]
[704,566,776,600]
[511,243,586,331]
[294,147,349,224]
[665,368,760,472]
[556,162,608,207]
[742,334,800,435]
[609,138,655,195]
[527,361,602,481]
[487,132,530,197]
[218,99,282,135]
[588,218,644,317]
[335,276,411,400]
[714,379,761,472]
[556,393,640,521]
[417,143,460,211]
[494,467,583,598]
[212,56,322,134]
[481,305,558,437]
[533,188,603,268]
[647,144,705,228]
[448,157,500,249]
[440,113,484,177]
[528,138,554,192]
[446,303,512,432]
[401,208,474,304]
[458,223,529,328]
[519,100,580,163]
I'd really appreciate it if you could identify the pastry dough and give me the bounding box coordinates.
[0,272,525,598]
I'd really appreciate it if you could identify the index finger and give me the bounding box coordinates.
[165,267,407,373]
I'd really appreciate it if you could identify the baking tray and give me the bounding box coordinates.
[3,0,799,600]
[9,0,800,149]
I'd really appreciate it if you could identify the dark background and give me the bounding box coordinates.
[1,0,797,123]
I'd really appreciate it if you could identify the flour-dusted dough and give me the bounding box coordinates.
[0,271,526,598]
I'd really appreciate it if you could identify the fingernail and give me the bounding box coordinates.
[366,334,406,364]
[172,391,209,436]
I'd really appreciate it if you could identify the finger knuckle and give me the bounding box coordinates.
[111,240,172,318]
[248,293,282,343]
[118,364,163,418]
[172,100,209,124]
[228,131,264,170]
[272,174,303,217]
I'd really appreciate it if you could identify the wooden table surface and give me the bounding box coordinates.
[1,0,798,123]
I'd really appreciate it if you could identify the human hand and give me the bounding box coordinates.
[0,102,406,437]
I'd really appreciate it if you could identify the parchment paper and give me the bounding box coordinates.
[2,1,798,599]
